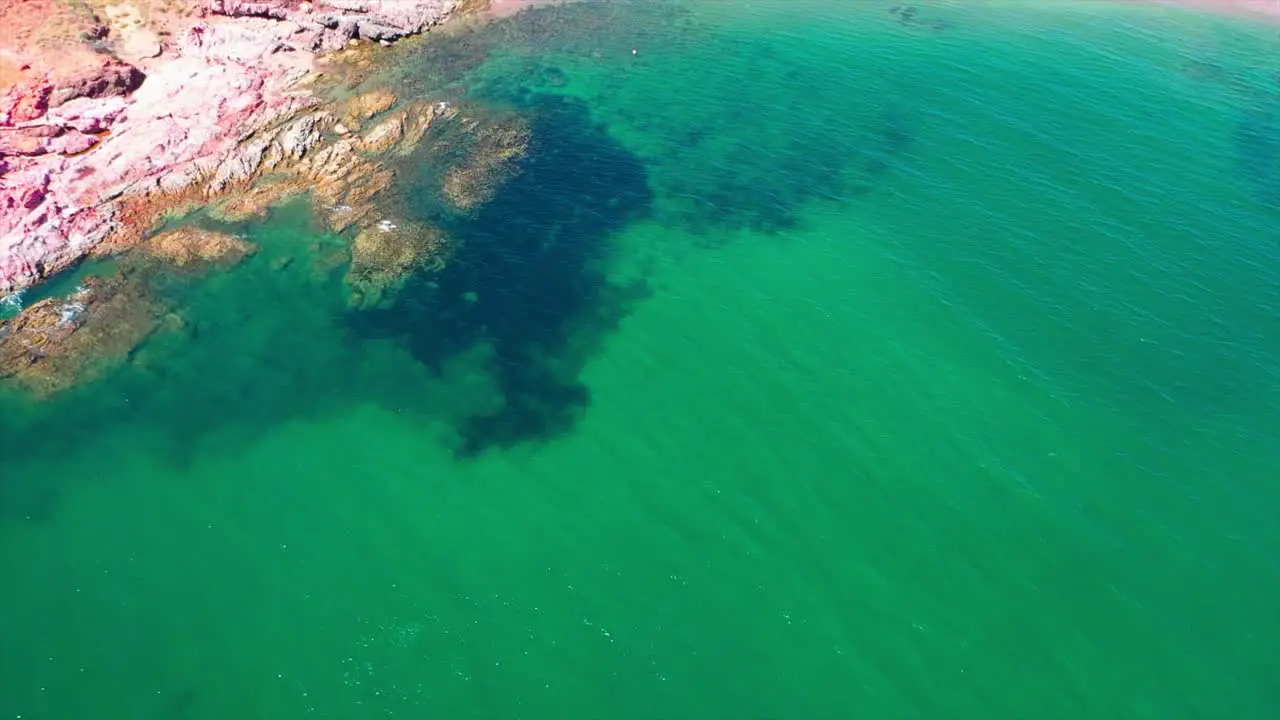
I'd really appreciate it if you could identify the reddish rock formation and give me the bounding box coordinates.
[0,1,458,293]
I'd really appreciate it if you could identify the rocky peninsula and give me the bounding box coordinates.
[0,0,460,294]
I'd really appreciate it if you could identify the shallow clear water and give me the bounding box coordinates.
[3,1,1279,717]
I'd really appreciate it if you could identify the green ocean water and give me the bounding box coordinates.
[3,0,1279,717]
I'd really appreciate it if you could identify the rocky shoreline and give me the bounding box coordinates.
[0,0,459,294]
[1,0,549,395]
[1,0,1274,395]
[4,0,1271,297]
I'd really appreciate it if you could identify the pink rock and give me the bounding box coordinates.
[0,79,53,124]
[45,97,128,134]
[45,132,100,156]
[4,124,61,140]
[0,127,57,156]
[20,188,46,210]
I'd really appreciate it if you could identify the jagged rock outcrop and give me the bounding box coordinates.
[201,92,456,234]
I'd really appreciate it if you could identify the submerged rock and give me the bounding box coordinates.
[357,111,409,154]
[206,179,310,223]
[345,220,449,309]
[0,275,159,397]
[142,228,258,269]
[441,113,531,211]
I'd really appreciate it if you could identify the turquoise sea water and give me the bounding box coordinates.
[3,1,1279,717]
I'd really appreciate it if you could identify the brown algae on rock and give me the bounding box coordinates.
[441,113,531,211]
[141,227,258,269]
[346,220,450,310]
[0,274,160,397]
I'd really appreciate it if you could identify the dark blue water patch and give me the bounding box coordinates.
[655,104,917,238]
[348,93,653,457]
[0,94,649,519]
[393,0,915,238]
